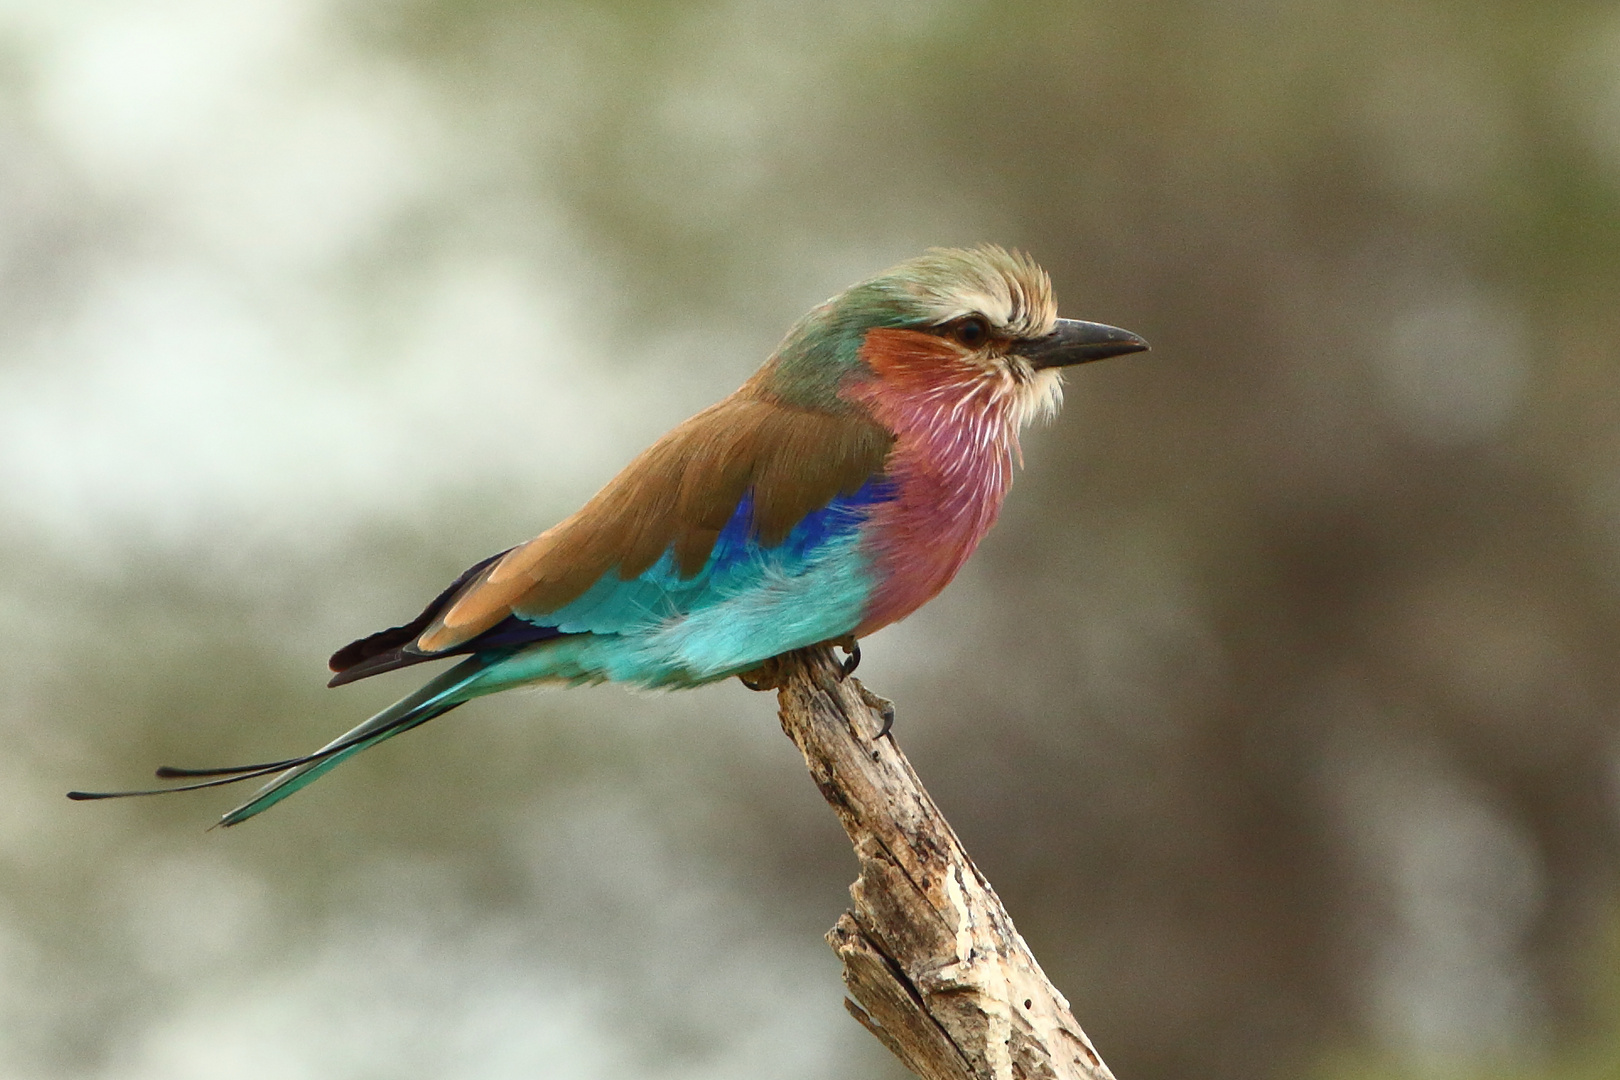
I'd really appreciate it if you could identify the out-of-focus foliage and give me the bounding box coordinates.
[3,1,1619,1078]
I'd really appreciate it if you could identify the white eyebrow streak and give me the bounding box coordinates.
[902,246,1058,339]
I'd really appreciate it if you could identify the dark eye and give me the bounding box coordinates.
[948,316,991,349]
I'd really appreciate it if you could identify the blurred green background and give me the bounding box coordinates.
[4,1,1620,1077]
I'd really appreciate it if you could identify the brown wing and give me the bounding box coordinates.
[403,391,892,655]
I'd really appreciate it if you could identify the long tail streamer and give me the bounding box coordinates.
[67,656,492,827]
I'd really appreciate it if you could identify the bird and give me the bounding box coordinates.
[70,246,1147,826]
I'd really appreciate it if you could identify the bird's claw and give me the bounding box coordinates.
[855,686,896,739]
[876,700,895,738]
[737,657,784,691]
[836,637,861,680]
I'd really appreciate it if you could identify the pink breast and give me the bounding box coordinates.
[842,329,1024,636]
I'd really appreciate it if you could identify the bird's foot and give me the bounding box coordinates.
[834,636,861,680]
[875,699,895,738]
[858,686,896,738]
[737,657,784,691]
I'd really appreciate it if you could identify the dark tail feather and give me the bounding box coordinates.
[66,703,471,802]
[67,656,492,824]
[155,760,307,779]
[69,767,306,800]
[216,657,491,827]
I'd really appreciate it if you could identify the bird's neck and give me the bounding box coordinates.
[842,328,1053,634]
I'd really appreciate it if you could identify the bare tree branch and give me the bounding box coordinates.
[762,646,1117,1080]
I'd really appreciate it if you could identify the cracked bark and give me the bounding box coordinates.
[764,646,1117,1080]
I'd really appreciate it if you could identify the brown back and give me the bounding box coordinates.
[414,391,892,654]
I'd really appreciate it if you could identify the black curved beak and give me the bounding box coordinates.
[1013,318,1150,369]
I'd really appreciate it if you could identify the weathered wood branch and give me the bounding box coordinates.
[765,646,1116,1080]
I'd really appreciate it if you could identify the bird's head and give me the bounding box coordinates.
[758,246,1148,427]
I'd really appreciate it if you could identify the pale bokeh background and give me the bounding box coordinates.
[5,2,1620,1078]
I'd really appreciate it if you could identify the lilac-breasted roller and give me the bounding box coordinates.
[71,246,1147,825]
